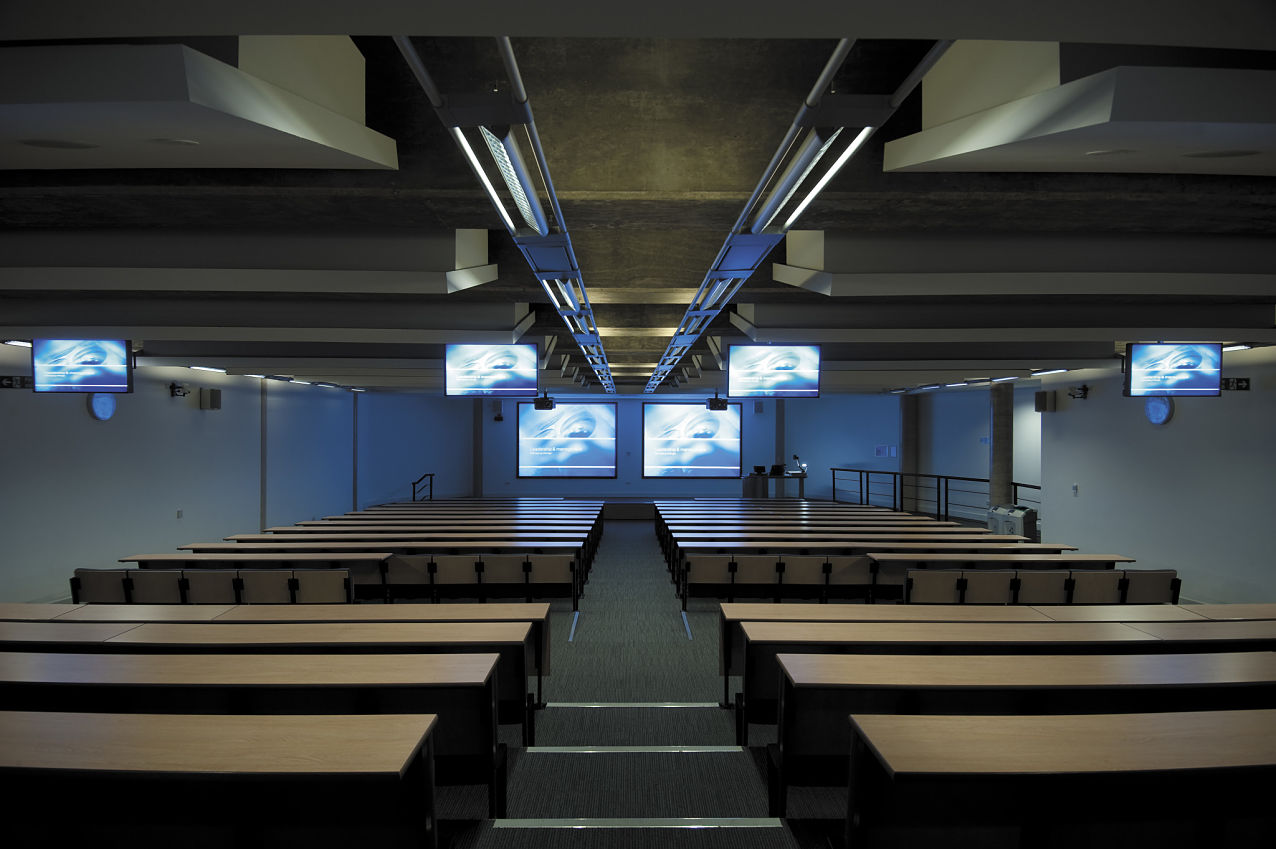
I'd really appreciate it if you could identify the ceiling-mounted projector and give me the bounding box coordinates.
[534,393,556,410]
[706,392,728,411]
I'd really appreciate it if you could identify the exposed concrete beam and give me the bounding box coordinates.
[0,326,522,344]
[773,266,1276,298]
[6,2,1272,50]
[745,327,1276,344]
[0,266,500,294]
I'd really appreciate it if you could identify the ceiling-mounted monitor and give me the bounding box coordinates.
[31,339,132,393]
[642,402,742,478]
[727,344,820,398]
[1123,343,1222,397]
[517,402,617,478]
[444,343,538,396]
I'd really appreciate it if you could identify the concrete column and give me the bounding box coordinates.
[898,394,919,511]
[989,383,1014,506]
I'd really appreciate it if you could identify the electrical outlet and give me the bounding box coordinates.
[1071,483,1079,497]
[176,509,183,519]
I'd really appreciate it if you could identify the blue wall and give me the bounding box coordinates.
[357,392,475,505]
[784,394,902,501]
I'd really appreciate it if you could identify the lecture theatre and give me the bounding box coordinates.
[1,3,1275,847]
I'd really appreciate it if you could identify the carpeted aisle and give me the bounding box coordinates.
[440,519,822,849]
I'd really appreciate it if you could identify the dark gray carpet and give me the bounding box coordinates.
[445,519,807,849]
[507,751,768,818]
[447,823,803,849]
[536,706,734,747]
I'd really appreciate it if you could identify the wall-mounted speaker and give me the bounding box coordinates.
[1034,390,1056,412]
[199,388,222,410]
[754,400,764,414]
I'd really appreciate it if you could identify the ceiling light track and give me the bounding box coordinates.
[393,35,614,393]
[644,38,954,392]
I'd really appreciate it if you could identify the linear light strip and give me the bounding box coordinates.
[451,127,516,233]
[782,125,875,230]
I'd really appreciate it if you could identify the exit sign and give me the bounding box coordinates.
[0,375,32,389]
[1222,377,1250,391]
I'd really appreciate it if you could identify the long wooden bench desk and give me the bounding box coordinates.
[771,651,1276,817]
[736,618,1276,739]
[185,537,588,553]
[0,619,538,744]
[1181,603,1276,621]
[251,524,596,536]
[845,709,1276,845]
[0,603,82,620]
[0,709,439,848]
[0,651,505,818]
[716,603,1212,708]
[48,601,553,702]
[869,552,1136,570]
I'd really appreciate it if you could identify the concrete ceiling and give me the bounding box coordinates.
[2,2,1274,396]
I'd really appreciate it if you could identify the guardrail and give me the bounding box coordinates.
[830,468,1040,524]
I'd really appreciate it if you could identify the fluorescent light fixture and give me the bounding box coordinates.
[291,379,311,385]
[889,388,907,394]
[1032,369,1067,376]
[945,382,968,388]
[782,126,874,230]
[245,374,266,379]
[351,388,366,392]
[189,366,226,373]
[749,126,842,233]
[920,384,941,390]
[1223,344,1251,352]
[451,126,516,233]
[992,376,1019,382]
[3,340,33,347]
[480,125,549,236]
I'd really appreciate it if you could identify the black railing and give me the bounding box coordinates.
[411,472,434,502]
[831,468,1041,524]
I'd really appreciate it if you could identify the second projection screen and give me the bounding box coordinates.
[643,403,741,478]
[517,403,617,477]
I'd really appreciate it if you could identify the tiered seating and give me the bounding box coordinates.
[70,567,352,604]
[905,568,1182,604]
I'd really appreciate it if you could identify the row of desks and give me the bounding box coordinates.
[717,600,1276,832]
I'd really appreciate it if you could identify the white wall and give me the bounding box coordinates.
[0,350,261,601]
[356,392,475,506]
[1040,348,1276,603]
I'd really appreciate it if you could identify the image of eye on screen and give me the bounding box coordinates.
[727,345,819,397]
[642,403,741,478]
[445,344,538,396]
[517,403,617,477]
[32,339,132,393]
[1125,343,1222,396]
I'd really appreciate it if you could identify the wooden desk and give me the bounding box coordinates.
[0,603,82,621]
[1187,603,1276,621]
[0,709,438,848]
[772,651,1276,817]
[1037,605,1207,622]
[247,525,595,537]
[846,710,1276,844]
[738,619,1154,732]
[716,602,1055,705]
[0,651,504,817]
[1,619,536,743]
[56,604,235,622]
[1127,619,1276,646]
[185,537,586,553]
[739,619,1276,735]
[121,551,393,568]
[0,620,141,646]
[868,552,1136,569]
[214,601,554,691]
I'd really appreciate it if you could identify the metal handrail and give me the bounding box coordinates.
[411,472,434,502]
[830,467,1041,522]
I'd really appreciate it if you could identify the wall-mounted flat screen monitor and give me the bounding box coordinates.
[727,344,820,397]
[642,403,742,478]
[517,402,617,478]
[445,343,538,396]
[31,339,133,393]
[1124,343,1222,397]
